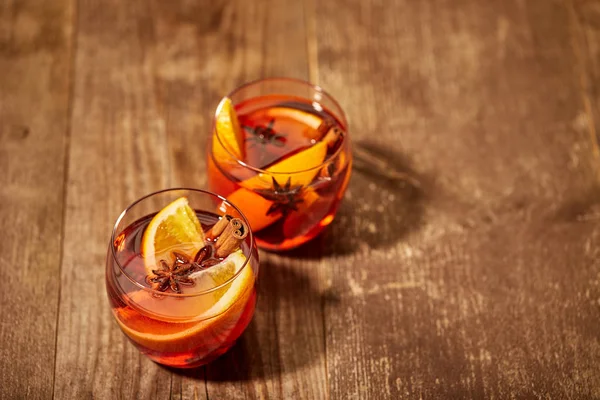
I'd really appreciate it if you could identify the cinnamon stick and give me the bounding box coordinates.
[209,214,232,238]
[215,217,248,257]
[313,118,344,148]
[322,124,344,148]
[313,118,335,140]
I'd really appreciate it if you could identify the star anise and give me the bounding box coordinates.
[255,177,304,218]
[148,246,214,293]
[243,119,287,148]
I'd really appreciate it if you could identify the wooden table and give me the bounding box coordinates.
[2,0,599,398]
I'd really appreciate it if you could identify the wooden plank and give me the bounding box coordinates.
[315,0,600,398]
[0,0,73,398]
[52,0,327,398]
[200,0,330,395]
[202,256,329,400]
[152,0,315,189]
[52,0,174,398]
[568,0,600,181]
[145,0,328,398]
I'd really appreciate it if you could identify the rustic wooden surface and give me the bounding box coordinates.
[1,0,599,398]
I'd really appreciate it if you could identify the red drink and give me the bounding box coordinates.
[106,189,258,368]
[208,78,352,251]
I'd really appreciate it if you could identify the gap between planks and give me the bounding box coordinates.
[51,0,79,398]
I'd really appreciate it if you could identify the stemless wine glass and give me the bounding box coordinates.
[106,188,259,368]
[207,77,352,251]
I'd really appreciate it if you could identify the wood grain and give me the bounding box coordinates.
[148,0,329,398]
[569,0,600,181]
[52,0,173,398]
[0,0,73,398]
[198,0,331,395]
[2,0,600,398]
[53,0,328,398]
[315,0,600,398]
[200,0,332,395]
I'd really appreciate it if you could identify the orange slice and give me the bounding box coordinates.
[226,189,282,232]
[188,250,248,299]
[221,127,341,231]
[263,107,322,130]
[226,186,320,232]
[141,197,205,275]
[115,253,255,354]
[240,140,328,191]
[212,97,245,163]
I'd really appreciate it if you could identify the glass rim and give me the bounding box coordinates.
[212,76,349,175]
[109,187,256,298]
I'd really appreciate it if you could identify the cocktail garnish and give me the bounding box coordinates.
[148,248,221,293]
[214,217,248,257]
[193,245,212,264]
[254,177,304,218]
[141,197,205,276]
[316,118,344,150]
[201,259,220,268]
[144,206,249,293]
[208,214,232,238]
[213,98,245,160]
[148,256,197,293]
[147,228,246,294]
[315,118,336,141]
[243,118,287,148]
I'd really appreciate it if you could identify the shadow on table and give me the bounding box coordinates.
[282,140,428,259]
[169,257,335,382]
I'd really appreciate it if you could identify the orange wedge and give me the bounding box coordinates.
[221,126,343,231]
[226,189,282,232]
[263,107,322,130]
[141,197,205,275]
[226,185,321,232]
[212,98,245,163]
[239,140,328,191]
